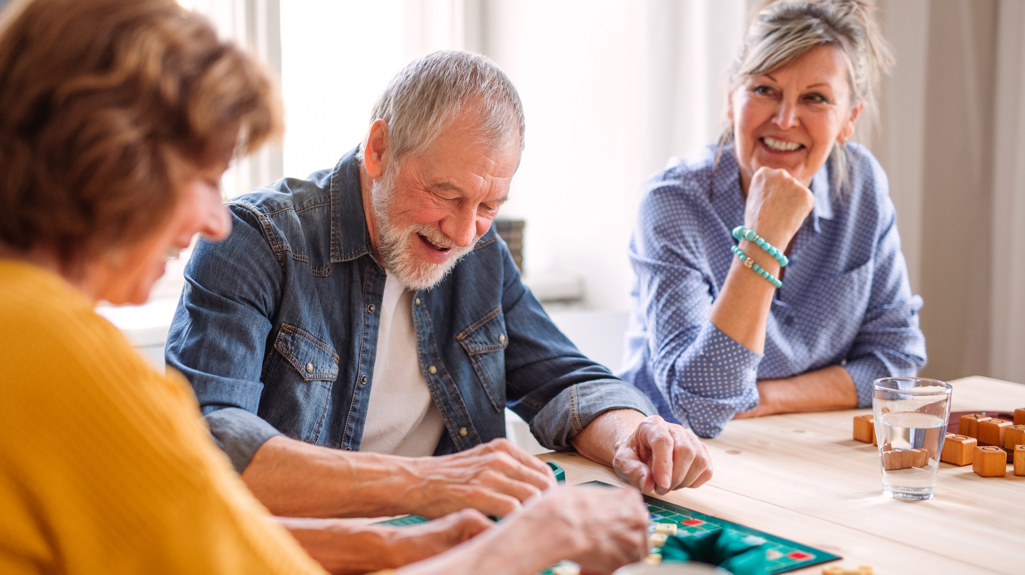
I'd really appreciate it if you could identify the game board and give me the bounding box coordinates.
[379,478,840,574]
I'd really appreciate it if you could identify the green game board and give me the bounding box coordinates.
[378,479,840,574]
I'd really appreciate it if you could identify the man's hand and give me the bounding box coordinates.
[387,509,494,567]
[403,438,558,519]
[279,509,492,574]
[572,410,712,496]
[613,415,712,495]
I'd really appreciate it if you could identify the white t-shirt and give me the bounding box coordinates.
[360,272,445,456]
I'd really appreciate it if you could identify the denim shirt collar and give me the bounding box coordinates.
[329,147,375,263]
[710,143,835,234]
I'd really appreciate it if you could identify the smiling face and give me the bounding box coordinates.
[365,110,519,290]
[730,44,863,193]
[91,164,231,305]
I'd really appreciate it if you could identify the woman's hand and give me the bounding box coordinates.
[743,166,815,250]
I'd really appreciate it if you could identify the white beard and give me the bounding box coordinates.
[371,169,478,291]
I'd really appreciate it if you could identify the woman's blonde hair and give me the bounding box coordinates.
[0,0,283,270]
[722,0,894,191]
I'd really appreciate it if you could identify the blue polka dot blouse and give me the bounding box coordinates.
[618,142,927,438]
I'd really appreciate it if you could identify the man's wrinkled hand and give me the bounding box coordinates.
[612,415,712,495]
[406,438,557,519]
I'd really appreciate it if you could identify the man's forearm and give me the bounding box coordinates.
[242,435,422,518]
[569,409,647,468]
[751,365,859,416]
[276,518,409,575]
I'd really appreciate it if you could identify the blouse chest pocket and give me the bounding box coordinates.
[457,307,509,413]
[801,259,874,343]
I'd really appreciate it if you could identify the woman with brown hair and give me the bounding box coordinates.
[0,1,649,573]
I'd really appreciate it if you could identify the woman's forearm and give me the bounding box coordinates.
[736,365,859,418]
[708,241,781,354]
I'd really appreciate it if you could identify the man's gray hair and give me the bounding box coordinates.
[722,0,894,191]
[363,50,525,165]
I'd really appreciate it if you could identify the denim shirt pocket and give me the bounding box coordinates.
[268,324,339,443]
[457,307,509,413]
[274,324,340,381]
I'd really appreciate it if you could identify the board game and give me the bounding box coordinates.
[379,478,841,574]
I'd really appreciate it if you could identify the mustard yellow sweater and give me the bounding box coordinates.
[0,261,328,575]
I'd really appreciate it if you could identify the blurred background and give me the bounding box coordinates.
[4,0,1023,387]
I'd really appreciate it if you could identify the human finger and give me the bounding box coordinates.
[678,439,713,488]
[475,469,544,506]
[487,438,558,488]
[640,418,675,494]
[460,484,523,518]
[613,445,655,493]
[668,425,695,490]
[477,449,556,493]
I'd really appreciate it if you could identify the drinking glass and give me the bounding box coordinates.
[872,377,952,501]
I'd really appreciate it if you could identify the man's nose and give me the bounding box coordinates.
[443,206,478,248]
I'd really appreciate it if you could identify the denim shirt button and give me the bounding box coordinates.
[499,334,506,343]
[360,375,368,384]
[304,363,314,374]
[414,297,421,306]
[428,365,437,374]
[367,304,376,313]
[459,427,468,437]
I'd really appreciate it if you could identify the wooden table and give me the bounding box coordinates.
[541,376,1025,575]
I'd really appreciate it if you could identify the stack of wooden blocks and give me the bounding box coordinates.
[494,219,525,272]
[852,409,1025,477]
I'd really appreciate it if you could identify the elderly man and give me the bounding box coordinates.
[166,51,712,525]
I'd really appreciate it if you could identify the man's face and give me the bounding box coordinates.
[372,113,520,290]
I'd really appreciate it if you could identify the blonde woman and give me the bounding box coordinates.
[0,1,648,573]
[621,0,926,437]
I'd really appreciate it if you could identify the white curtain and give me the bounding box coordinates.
[989,0,1025,384]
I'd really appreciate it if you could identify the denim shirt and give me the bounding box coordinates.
[166,148,656,472]
[619,143,926,438]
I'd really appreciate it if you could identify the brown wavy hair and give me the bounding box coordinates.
[0,0,283,268]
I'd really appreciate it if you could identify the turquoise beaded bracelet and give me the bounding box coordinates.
[731,226,789,267]
[731,245,782,289]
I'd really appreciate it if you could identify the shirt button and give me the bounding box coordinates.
[415,298,421,306]
[360,375,368,384]
[499,334,506,343]
[367,304,376,313]
[428,365,437,374]
[459,427,468,437]
[305,363,314,373]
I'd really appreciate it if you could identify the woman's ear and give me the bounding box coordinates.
[838,101,865,144]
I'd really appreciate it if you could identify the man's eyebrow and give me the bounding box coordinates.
[430,181,465,194]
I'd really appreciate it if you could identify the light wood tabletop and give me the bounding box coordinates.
[541,375,1025,575]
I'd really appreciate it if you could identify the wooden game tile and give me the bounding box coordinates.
[649,533,668,548]
[643,554,662,565]
[1014,408,1025,426]
[973,445,1007,477]
[654,523,677,536]
[853,414,874,443]
[1015,445,1025,477]
[906,448,929,468]
[1005,425,1025,450]
[978,418,1012,447]
[941,434,977,466]
[960,414,991,439]
[882,449,903,470]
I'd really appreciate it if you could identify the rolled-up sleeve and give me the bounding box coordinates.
[626,187,762,437]
[165,204,285,473]
[497,243,656,451]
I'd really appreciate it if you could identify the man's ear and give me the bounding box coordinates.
[838,102,864,144]
[363,119,389,178]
